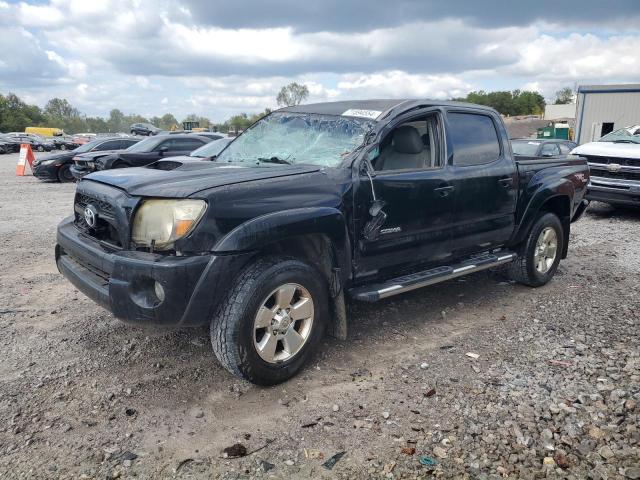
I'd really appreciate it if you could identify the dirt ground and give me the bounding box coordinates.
[0,152,638,480]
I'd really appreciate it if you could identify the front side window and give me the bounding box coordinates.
[448,113,501,166]
[372,115,440,171]
[216,111,374,167]
[95,140,122,151]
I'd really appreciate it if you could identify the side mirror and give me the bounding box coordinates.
[542,153,554,157]
[158,146,169,155]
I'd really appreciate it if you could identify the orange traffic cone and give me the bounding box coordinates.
[16,143,36,176]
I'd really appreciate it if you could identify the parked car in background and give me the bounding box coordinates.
[52,135,78,150]
[511,138,577,158]
[34,136,140,183]
[71,133,210,179]
[162,136,233,164]
[572,125,640,207]
[0,140,9,154]
[130,123,161,136]
[55,99,589,385]
[187,132,227,141]
[5,133,54,152]
[0,134,22,153]
[73,134,96,145]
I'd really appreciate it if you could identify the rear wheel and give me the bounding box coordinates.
[508,212,563,287]
[57,164,75,183]
[210,256,328,385]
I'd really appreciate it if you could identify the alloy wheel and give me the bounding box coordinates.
[253,283,314,363]
[534,227,558,274]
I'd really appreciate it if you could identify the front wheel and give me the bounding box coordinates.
[210,256,328,385]
[508,212,564,287]
[57,164,75,183]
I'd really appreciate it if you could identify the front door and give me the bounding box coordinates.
[445,110,517,256]
[353,111,455,281]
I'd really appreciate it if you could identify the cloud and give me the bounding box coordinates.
[0,0,639,121]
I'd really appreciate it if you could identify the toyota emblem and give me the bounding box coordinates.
[84,204,98,228]
[607,163,621,173]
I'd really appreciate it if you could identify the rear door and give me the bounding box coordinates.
[445,110,517,256]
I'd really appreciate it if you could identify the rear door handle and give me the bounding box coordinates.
[434,185,455,197]
[499,177,514,188]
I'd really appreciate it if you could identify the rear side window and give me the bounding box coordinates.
[448,113,501,166]
[558,143,572,154]
[541,143,560,156]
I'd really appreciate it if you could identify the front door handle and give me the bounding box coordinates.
[499,177,514,188]
[434,185,455,197]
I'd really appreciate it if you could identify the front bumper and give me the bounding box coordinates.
[70,164,92,180]
[33,163,62,181]
[587,177,640,206]
[55,216,250,326]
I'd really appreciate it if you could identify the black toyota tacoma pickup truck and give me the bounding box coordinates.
[56,100,589,385]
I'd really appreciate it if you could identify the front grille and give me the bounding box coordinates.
[76,193,115,217]
[74,192,123,248]
[590,168,640,182]
[585,155,640,168]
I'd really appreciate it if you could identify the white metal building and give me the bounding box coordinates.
[544,103,576,121]
[575,83,640,144]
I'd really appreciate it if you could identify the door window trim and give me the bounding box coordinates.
[363,110,446,174]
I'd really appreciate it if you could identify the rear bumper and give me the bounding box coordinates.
[56,216,251,326]
[586,179,640,206]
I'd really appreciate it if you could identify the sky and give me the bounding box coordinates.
[1,0,639,122]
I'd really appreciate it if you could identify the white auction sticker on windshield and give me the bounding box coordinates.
[342,109,382,119]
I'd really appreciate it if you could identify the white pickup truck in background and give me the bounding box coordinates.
[572,125,640,207]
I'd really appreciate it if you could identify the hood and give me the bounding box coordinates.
[75,149,122,160]
[84,159,322,197]
[572,141,640,159]
[34,151,73,163]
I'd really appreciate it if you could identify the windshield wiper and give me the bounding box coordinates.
[612,140,638,144]
[257,156,291,165]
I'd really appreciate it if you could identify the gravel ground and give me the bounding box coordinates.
[0,152,638,479]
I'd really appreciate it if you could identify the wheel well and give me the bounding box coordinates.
[539,195,571,259]
[259,234,335,286]
[258,234,348,340]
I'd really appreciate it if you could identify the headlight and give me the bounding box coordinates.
[38,159,57,166]
[131,199,207,250]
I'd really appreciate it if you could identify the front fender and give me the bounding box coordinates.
[97,154,119,170]
[213,207,347,253]
[510,175,574,246]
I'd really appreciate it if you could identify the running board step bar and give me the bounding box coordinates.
[348,252,517,302]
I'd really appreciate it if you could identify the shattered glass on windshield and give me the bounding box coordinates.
[216,112,374,167]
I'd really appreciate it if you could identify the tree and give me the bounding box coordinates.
[160,113,179,130]
[276,82,309,107]
[554,87,574,105]
[0,93,45,132]
[452,90,545,116]
[44,98,80,119]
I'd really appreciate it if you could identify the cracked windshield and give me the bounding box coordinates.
[216,111,374,167]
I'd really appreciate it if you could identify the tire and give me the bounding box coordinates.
[508,212,564,287]
[57,164,75,183]
[210,256,328,385]
[37,145,44,152]
[60,144,67,150]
